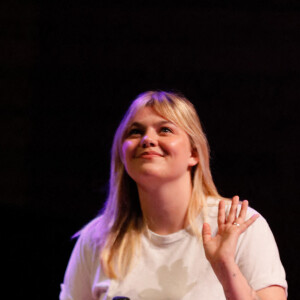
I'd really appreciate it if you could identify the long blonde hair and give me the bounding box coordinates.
[99,91,222,279]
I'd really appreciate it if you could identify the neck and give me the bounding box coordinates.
[137,173,193,235]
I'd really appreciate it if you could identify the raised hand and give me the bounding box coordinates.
[202,196,259,266]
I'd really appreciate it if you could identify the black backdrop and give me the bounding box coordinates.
[2,1,299,299]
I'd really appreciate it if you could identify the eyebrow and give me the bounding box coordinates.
[129,120,175,128]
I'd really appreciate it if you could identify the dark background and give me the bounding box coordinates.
[2,1,299,299]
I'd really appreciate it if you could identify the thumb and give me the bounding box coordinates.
[202,222,212,243]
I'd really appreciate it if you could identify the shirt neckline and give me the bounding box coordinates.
[145,226,192,245]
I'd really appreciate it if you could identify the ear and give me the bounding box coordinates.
[188,148,199,167]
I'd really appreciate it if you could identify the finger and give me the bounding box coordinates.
[242,214,260,231]
[227,195,239,223]
[218,200,226,226]
[238,200,249,220]
[202,223,212,244]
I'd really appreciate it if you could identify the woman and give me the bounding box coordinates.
[60,91,287,299]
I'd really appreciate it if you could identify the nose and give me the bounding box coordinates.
[140,133,157,148]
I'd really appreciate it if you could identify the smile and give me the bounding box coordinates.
[138,151,164,158]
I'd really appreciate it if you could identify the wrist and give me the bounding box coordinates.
[209,255,236,271]
[210,257,238,285]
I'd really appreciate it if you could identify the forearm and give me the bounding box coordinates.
[211,258,261,300]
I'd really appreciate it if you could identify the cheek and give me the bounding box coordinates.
[167,137,191,158]
[121,140,135,162]
[121,140,140,179]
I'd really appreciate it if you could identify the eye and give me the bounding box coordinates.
[127,128,142,136]
[160,127,173,133]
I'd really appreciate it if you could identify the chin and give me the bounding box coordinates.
[137,169,164,179]
[129,168,166,182]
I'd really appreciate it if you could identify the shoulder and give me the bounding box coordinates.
[205,196,269,233]
[75,215,106,249]
[60,216,106,299]
[207,196,276,243]
[206,196,260,218]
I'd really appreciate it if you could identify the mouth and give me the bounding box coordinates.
[137,151,164,158]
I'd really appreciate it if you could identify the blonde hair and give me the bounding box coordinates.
[99,91,222,279]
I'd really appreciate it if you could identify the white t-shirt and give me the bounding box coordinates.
[60,197,287,300]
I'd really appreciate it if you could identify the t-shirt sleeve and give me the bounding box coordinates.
[59,219,101,300]
[235,211,287,294]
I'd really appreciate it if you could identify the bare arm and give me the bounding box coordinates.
[208,256,286,300]
[256,286,286,300]
[202,197,286,300]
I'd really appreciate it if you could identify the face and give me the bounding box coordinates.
[121,106,198,186]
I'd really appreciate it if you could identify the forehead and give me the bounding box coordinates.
[129,106,170,124]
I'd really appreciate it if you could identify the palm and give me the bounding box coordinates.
[202,196,259,264]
